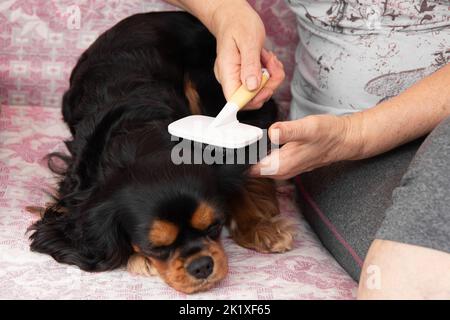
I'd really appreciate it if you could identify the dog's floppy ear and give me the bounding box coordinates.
[28,203,132,271]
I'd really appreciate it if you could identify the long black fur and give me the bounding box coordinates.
[29,12,277,271]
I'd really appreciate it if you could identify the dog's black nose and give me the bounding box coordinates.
[187,256,214,279]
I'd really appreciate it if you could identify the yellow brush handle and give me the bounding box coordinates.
[228,69,270,110]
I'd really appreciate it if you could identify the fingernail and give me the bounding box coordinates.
[246,76,258,91]
[269,125,281,142]
[270,123,280,130]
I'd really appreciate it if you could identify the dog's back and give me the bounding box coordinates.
[62,12,218,133]
[54,11,277,200]
[28,13,284,287]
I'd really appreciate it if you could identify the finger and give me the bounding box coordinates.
[261,47,271,63]
[238,37,263,91]
[249,145,299,179]
[215,63,241,101]
[245,50,285,109]
[244,87,273,110]
[213,61,220,84]
[269,122,299,145]
[261,50,285,93]
[249,149,282,178]
[215,40,242,101]
[268,118,312,145]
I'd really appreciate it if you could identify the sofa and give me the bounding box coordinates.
[0,0,356,299]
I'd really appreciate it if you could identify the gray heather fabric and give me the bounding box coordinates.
[376,117,450,253]
[296,117,450,281]
[285,0,450,281]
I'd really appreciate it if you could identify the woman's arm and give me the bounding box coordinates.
[164,0,228,32]
[352,63,450,159]
[164,0,285,108]
[251,63,450,179]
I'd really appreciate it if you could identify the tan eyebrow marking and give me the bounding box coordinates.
[148,220,179,246]
[184,77,201,115]
[190,202,215,230]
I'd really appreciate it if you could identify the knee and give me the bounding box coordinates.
[358,239,450,299]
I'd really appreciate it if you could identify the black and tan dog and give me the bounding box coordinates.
[28,12,295,293]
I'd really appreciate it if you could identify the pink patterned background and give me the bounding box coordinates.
[0,0,356,299]
[0,0,298,116]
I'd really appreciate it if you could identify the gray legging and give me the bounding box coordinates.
[295,116,450,281]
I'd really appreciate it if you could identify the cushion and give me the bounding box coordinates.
[0,104,356,299]
[0,0,298,118]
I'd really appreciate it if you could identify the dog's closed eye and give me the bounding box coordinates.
[205,222,223,239]
[149,220,179,247]
[148,246,172,260]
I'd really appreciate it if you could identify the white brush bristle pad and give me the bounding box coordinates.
[168,115,263,149]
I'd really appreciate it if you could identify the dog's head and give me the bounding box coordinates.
[29,153,243,293]
[120,163,230,293]
[129,196,228,293]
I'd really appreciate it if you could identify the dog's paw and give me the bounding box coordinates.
[127,254,158,277]
[252,216,297,253]
[231,216,297,253]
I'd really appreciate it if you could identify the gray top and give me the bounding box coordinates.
[286,0,450,118]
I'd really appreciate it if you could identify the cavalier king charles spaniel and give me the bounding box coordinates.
[28,12,295,293]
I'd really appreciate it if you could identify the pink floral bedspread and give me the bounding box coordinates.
[0,105,356,299]
[0,0,297,118]
[0,0,356,300]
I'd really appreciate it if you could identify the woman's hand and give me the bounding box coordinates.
[166,0,284,108]
[251,62,450,179]
[250,114,364,179]
[209,0,285,109]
